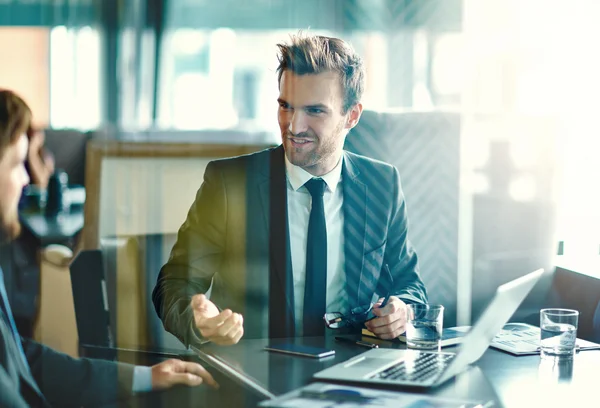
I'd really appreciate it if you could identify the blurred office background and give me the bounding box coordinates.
[1,0,599,353]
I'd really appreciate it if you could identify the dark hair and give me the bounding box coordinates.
[0,89,32,159]
[276,33,365,114]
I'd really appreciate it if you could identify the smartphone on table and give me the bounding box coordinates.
[264,343,335,358]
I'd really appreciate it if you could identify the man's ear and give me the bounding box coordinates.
[345,103,363,129]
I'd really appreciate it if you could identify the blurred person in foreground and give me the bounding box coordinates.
[0,89,218,408]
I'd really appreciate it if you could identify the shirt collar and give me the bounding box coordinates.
[284,152,343,193]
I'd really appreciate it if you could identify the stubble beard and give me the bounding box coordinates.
[284,120,346,173]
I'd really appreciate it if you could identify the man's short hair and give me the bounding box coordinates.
[276,33,365,114]
[0,89,32,158]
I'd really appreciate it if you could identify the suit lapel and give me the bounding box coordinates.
[258,146,295,337]
[20,374,47,407]
[342,153,370,308]
[0,297,46,405]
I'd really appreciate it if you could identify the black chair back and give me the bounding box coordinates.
[69,250,112,348]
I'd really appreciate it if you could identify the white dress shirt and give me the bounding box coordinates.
[285,155,347,336]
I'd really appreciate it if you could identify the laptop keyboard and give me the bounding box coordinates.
[370,352,455,383]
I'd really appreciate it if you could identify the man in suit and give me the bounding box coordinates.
[0,89,218,407]
[153,34,427,347]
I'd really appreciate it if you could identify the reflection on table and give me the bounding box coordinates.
[190,333,600,408]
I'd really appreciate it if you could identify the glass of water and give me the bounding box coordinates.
[405,304,444,350]
[540,308,579,358]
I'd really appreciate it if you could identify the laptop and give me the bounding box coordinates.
[314,268,544,388]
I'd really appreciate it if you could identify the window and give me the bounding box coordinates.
[49,25,101,130]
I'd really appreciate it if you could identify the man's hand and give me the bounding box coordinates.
[191,294,244,345]
[27,128,45,152]
[151,359,219,390]
[364,296,409,340]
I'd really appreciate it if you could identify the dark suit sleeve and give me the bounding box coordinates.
[0,366,29,408]
[385,167,428,305]
[23,337,135,408]
[152,161,227,346]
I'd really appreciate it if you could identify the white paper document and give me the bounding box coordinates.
[259,382,493,408]
[491,322,600,355]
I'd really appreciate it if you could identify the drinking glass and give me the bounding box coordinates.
[405,304,444,350]
[540,308,578,358]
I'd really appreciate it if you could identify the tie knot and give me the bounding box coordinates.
[304,178,326,198]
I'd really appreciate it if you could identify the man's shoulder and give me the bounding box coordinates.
[210,145,279,170]
[343,150,396,177]
[203,145,281,185]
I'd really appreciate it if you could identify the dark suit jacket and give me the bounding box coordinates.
[153,146,427,345]
[0,315,135,407]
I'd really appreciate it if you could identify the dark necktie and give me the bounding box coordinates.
[303,178,327,336]
[0,267,30,372]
